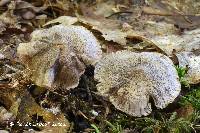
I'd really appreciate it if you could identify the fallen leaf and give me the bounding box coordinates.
[143,1,200,30]
[176,104,194,119]
[43,16,78,27]
[17,89,70,133]
[150,28,200,55]
[0,106,15,124]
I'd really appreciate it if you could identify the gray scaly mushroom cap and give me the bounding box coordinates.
[17,25,102,90]
[94,51,181,117]
[176,52,200,84]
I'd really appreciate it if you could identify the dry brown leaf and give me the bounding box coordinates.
[43,16,78,27]
[150,28,200,55]
[77,4,133,46]
[0,130,9,133]
[14,0,46,20]
[0,83,20,110]
[0,81,23,125]
[144,1,200,30]
[77,14,127,45]
[43,0,74,16]
[0,106,15,124]
[77,14,161,53]
[17,90,70,133]
[76,5,165,54]
[0,76,70,132]
[0,0,10,6]
[93,0,116,17]
[176,104,194,119]
[0,21,7,34]
[141,21,178,36]
[0,12,20,31]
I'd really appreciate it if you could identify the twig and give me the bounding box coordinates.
[77,110,89,120]
[106,11,133,18]
[5,64,21,72]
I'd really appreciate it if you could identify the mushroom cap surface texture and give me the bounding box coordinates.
[94,51,181,117]
[17,25,102,90]
[176,52,200,84]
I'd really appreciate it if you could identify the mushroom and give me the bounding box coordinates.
[17,25,102,90]
[94,51,181,117]
[176,52,200,84]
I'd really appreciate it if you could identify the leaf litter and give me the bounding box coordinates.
[0,0,200,132]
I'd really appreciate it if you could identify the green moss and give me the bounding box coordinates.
[134,112,192,133]
[175,66,190,88]
[179,87,200,110]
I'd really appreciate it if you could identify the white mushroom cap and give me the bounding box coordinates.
[176,52,200,84]
[94,51,181,117]
[17,25,102,90]
[30,25,102,65]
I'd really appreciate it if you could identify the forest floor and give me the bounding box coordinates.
[0,0,200,133]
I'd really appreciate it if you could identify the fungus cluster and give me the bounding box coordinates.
[17,25,102,90]
[17,23,183,117]
[94,51,181,116]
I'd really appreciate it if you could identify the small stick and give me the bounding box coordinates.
[77,110,89,120]
[5,64,20,72]
[106,11,133,18]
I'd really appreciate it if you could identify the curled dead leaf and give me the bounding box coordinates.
[43,16,78,27]
[0,106,15,124]
[17,89,70,133]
